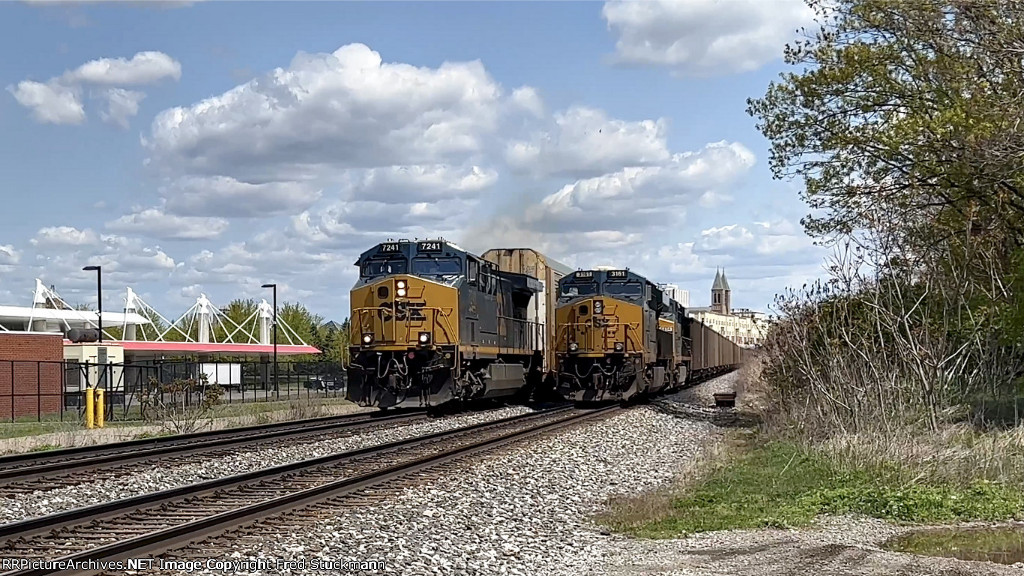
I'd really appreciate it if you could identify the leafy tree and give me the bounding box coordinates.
[747,0,1024,429]
[747,0,1024,251]
[214,298,259,342]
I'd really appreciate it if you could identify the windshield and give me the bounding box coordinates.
[361,258,408,278]
[559,282,599,300]
[604,282,643,298]
[411,258,463,276]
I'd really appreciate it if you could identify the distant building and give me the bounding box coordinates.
[688,269,767,347]
[658,283,690,308]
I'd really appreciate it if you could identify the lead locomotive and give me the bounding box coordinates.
[346,239,546,409]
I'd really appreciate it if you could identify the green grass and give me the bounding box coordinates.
[0,421,79,440]
[0,396,354,441]
[29,443,62,452]
[600,435,1024,539]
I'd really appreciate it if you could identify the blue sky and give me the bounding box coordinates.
[0,0,826,322]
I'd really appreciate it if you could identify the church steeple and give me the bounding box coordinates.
[711,268,732,315]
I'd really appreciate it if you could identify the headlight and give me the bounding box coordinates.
[397,280,407,289]
[418,332,431,345]
[568,342,579,352]
[362,333,373,345]
[397,288,407,297]
[614,342,624,352]
[594,300,604,314]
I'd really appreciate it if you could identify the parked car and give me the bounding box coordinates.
[304,376,345,391]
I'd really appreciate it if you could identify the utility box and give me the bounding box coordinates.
[64,343,125,392]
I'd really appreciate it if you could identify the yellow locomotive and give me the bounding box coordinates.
[346,239,549,409]
[554,268,691,402]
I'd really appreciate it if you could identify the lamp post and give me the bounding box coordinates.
[261,283,278,394]
[82,266,102,343]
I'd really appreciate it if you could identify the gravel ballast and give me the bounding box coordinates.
[0,405,536,525]
[187,403,717,576]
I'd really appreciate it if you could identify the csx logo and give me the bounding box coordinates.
[380,301,426,321]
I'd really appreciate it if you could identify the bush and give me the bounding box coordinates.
[139,375,224,434]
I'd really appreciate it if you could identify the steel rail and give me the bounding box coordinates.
[0,405,618,576]
[0,408,416,468]
[0,406,572,539]
[0,408,429,484]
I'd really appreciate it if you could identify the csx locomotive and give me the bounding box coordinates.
[347,239,747,409]
[554,268,686,402]
[346,240,550,409]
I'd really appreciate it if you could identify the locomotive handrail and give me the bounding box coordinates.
[558,319,643,353]
[352,304,457,345]
[496,315,541,353]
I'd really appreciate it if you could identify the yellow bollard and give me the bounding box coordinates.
[84,388,95,429]
[94,388,105,429]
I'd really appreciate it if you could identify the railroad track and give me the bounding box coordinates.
[0,408,430,493]
[0,405,622,576]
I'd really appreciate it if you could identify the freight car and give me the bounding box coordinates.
[346,239,563,410]
[481,247,573,398]
[686,316,743,381]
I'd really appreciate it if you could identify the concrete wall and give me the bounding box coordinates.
[0,333,64,419]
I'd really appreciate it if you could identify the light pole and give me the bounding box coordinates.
[82,266,102,343]
[261,283,278,394]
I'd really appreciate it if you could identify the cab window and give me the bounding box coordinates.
[360,258,408,278]
[412,257,463,276]
[603,282,643,298]
[558,282,598,301]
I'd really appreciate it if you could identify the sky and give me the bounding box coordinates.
[0,0,829,322]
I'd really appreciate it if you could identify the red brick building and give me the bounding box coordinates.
[0,333,64,419]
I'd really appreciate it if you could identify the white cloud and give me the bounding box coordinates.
[179,236,343,290]
[105,207,229,240]
[145,43,505,181]
[160,176,322,218]
[506,105,670,178]
[30,226,99,248]
[291,198,473,250]
[524,140,755,232]
[510,86,544,118]
[7,80,84,125]
[66,51,181,85]
[9,50,180,126]
[0,245,19,265]
[22,230,179,303]
[99,88,145,129]
[699,219,814,257]
[342,164,498,204]
[602,0,816,76]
